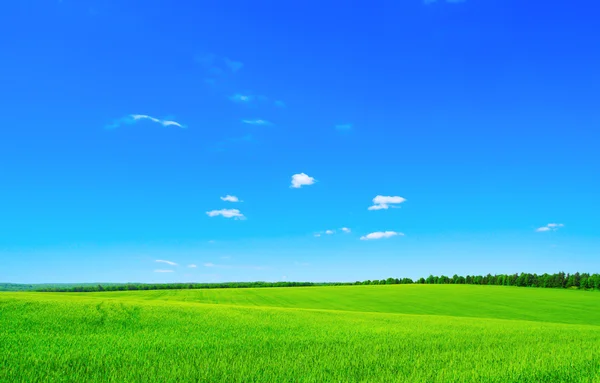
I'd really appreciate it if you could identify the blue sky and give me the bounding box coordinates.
[1,0,599,283]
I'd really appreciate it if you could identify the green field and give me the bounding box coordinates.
[2,285,600,382]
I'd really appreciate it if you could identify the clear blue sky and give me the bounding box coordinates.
[1,0,599,284]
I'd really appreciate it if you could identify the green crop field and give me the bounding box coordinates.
[2,285,600,382]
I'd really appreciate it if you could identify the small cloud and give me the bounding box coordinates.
[106,114,186,130]
[315,228,349,236]
[220,195,241,203]
[224,57,243,72]
[291,173,316,188]
[188,264,197,268]
[367,204,389,211]
[360,231,404,241]
[230,94,253,103]
[368,195,406,210]
[242,119,272,126]
[156,260,178,266]
[204,262,216,267]
[206,209,246,220]
[335,123,352,131]
[536,223,564,232]
[154,269,175,273]
[274,100,286,108]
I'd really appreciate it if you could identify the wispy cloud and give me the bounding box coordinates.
[188,264,197,268]
[224,57,244,72]
[229,94,253,103]
[156,260,178,266]
[360,231,404,240]
[206,209,246,220]
[196,53,243,80]
[335,123,352,131]
[242,119,273,126]
[368,195,406,210]
[536,223,565,232]
[106,114,186,130]
[315,227,351,237]
[291,173,316,188]
[154,269,175,273]
[220,195,241,203]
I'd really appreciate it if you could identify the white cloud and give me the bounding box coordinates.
[242,119,272,126]
[368,204,389,211]
[220,195,241,203]
[369,195,406,210]
[360,231,404,240]
[230,94,253,103]
[204,262,216,267]
[315,228,350,236]
[291,173,316,188]
[335,123,352,131]
[106,114,186,129]
[224,57,243,72]
[154,269,175,273]
[156,260,178,266]
[206,209,246,220]
[188,264,197,268]
[536,223,565,232]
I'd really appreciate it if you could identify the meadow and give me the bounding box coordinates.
[1,285,600,382]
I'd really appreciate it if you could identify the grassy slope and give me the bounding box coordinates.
[64,284,600,326]
[1,285,600,382]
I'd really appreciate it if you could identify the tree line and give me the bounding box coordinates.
[355,272,600,290]
[27,272,600,293]
[35,281,321,292]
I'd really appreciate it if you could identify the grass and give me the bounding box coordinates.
[1,285,600,382]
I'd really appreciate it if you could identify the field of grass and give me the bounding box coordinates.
[2,285,600,382]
